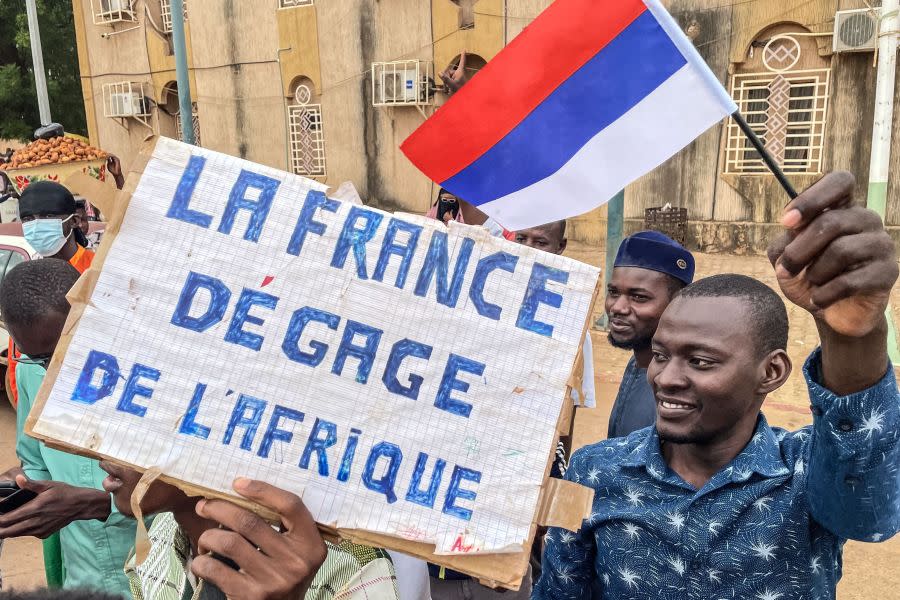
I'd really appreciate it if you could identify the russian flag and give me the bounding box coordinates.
[401,0,737,231]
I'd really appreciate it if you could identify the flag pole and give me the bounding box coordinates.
[732,111,798,200]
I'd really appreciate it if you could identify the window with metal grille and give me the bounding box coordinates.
[175,104,201,145]
[289,86,326,177]
[279,0,313,8]
[724,69,830,175]
[160,0,187,33]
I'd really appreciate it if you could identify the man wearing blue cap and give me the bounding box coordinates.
[605,231,695,438]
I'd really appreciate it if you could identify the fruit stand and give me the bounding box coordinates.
[0,136,109,196]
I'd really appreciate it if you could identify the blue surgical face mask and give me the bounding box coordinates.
[22,216,73,257]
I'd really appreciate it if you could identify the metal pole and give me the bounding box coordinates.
[171,0,195,144]
[596,190,625,330]
[25,0,51,126]
[868,0,899,217]
[867,0,900,364]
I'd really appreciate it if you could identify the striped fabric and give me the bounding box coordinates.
[125,513,400,600]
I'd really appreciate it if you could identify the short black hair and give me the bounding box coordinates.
[0,591,120,600]
[676,274,788,357]
[0,259,80,328]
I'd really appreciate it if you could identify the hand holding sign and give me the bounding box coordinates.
[192,478,327,600]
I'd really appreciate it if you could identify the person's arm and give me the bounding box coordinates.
[768,172,900,541]
[0,364,111,539]
[106,155,125,190]
[14,364,51,482]
[532,449,597,599]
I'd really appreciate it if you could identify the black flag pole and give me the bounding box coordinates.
[731,110,798,201]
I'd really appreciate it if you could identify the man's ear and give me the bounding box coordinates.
[757,349,792,395]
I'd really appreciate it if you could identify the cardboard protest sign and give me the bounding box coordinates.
[27,137,598,587]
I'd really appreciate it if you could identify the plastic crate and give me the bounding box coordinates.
[644,206,688,245]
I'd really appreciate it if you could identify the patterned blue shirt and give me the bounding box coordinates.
[534,351,900,600]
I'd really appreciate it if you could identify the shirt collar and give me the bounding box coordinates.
[620,414,789,483]
[725,413,790,481]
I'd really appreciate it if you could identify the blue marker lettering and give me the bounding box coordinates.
[331,321,383,384]
[224,289,279,351]
[287,190,339,256]
[330,207,383,279]
[217,170,280,242]
[299,418,337,476]
[516,263,569,337]
[469,252,518,320]
[337,428,362,482]
[382,339,432,400]
[171,271,231,332]
[282,307,341,367]
[442,465,481,521]
[362,442,402,504]
[222,394,267,451]
[71,350,120,405]
[166,155,212,228]
[406,452,446,509]
[414,232,474,307]
[179,383,212,440]
[434,354,485,418]
[117,363,159,417]
[372,219,422,289]
[258,405,305,458]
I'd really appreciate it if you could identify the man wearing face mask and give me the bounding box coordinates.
[19,181,94,271]
[9,182,95,409]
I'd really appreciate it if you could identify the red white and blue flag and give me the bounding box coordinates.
[401,0,737,231]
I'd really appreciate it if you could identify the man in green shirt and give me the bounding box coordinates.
[0,260,136,597]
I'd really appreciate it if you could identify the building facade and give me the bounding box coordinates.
[73,0,896,252]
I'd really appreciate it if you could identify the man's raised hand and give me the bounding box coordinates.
[768,171,898,338]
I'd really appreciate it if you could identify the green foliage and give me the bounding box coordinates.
[0,1,86,142]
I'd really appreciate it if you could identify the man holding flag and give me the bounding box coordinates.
[533,173,900,598]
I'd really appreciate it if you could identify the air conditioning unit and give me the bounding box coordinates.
[384,70,419,103]
[99,0,128,12]
[109,92,146,117]
[371,61,433,108]
[833,9,879,53]
[93,0,136,25]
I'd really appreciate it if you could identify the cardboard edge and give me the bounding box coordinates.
[25,137,159,442]
[63,172,117,218]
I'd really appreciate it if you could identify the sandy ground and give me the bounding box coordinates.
[0,250,897,597]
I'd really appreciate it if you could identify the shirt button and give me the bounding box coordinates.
[838,419,854,432]
[690,560,702,571]
[810,405,823,416]
[844,475,861,486]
